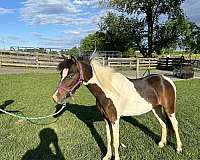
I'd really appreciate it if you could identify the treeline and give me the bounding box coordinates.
[68,0,200,58]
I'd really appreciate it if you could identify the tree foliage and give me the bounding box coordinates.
[67,47,80,57]
[162,17,200,54]
[101,0,185,57]
[80,31,108,51]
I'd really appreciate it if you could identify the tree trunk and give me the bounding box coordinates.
[146,7,154,58]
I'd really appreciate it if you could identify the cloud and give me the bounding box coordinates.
[20,0,82,25]
[0,7,15,15]
[64,30,81,35]
[0,35,25,46]
[19,0,110,48]
[182,0,200,25]
[31,32,80,48]
[20,0,108,25]
[73,0,100,6]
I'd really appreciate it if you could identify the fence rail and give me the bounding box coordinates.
[0,51,66,68]
[1,51,199,71]
[107,58,158,69]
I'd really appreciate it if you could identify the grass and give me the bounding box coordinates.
[0,73,200,160]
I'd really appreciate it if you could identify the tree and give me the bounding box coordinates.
[162,17,200,54]
[100,12,139,53]
[101,0,185,57]
[67,47,80,57]
[80,31,108,51]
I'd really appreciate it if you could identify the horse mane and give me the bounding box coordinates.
[90,59,120,95]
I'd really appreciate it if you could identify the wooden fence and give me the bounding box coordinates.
[107,57,158,69]
[0,51,66,68]
[0,52,158,69]
[157,57,200,70]
[2,51,198,72]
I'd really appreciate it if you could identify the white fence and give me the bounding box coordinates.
[107,58,158,69]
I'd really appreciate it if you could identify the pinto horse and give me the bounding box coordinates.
[52,56,182,160]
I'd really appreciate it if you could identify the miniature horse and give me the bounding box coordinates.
[52,56,182,160]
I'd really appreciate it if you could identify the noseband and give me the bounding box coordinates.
[58,62,84,95]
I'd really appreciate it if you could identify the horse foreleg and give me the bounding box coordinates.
[152,108,167,148]
[112,119,120,160]
[103,119,112,160]
[168,113,182,153]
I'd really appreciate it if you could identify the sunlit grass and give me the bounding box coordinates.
[0,73,199,159]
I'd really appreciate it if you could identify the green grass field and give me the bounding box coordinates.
[0,73,199,160]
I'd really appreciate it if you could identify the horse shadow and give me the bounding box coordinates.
[121,116,176,150]
[53,103,176,158]
[0,100,20,114]
[54,103,107,156]
[21,128,65,160]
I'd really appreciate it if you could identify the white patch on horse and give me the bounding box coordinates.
[169,113,182,153]
[85,60,153,118]
[61,68,69,81]
[162,75,176,97]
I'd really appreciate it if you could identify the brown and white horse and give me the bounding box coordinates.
[52,56,182,160]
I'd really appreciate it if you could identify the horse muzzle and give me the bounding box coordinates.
[52,92,66,104]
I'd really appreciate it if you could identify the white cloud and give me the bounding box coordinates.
[31,32,80,48]
[73,0,100,6]
[20,0,108,25]
[20,0,82,25]
[0,7,15,15]
[19,0,110,48]
[0,35,25,46]
[65,31,81,35]
[182,0,200,25]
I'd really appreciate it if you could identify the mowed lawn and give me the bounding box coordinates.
[0,73,200,160]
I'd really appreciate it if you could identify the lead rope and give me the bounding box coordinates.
[0,103,66,120]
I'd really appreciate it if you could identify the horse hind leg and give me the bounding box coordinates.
[168,113,182,153]
[152,108,167,148]
[163,98,182,153]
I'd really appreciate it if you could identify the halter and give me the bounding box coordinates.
[58,61,84,95]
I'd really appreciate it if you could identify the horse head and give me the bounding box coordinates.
[52,56,84,104]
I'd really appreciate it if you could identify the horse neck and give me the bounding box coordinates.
[80,61,93,82]
[80,61,105,99]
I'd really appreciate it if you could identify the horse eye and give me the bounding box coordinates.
[67,75,73,79]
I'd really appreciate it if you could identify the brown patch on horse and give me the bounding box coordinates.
[162,79,176,114]
[130,74,176,114]
[130,74,163,106]
[87,84,117,124]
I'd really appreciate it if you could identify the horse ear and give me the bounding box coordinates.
[71,55,77,63]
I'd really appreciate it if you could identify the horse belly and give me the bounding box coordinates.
[116,81,153,117]
[120,98,153,116]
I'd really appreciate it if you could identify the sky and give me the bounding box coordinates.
[0,0,200,49]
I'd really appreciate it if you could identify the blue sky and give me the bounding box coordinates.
[0,0,200,49]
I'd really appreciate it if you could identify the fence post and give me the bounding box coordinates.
[36,52,39,69]
[108,58,110,67]
[0,52,2,67]
[149,59,151,68]
[136,58,140,78]
[102,57,105,66]
[166,57,169,69]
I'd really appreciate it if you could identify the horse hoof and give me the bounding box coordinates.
[158,141,165,148]
[103,155,111,160]
[177,148,182,154]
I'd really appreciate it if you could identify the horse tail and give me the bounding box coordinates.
[163,110,174,139]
